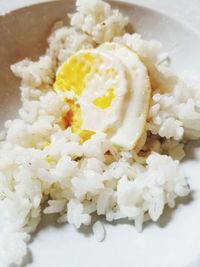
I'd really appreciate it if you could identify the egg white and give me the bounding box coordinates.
[78,50,128,132]
[98,43,151,150]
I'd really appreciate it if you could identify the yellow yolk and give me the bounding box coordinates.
[93,88,115,109]
[53,50,125,142]
[46,155,56,164]
[54,53,95,96]
[63,99,95,141]
[41,141,50,150]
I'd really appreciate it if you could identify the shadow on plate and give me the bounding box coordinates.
[157,192,194,228]
[30,213,66,243]
[182,140,200,162]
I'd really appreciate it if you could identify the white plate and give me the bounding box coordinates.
[1,1,200,267]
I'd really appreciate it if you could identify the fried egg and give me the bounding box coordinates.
[53,43,151,150]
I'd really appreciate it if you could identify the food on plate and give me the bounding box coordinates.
[0,0,200,265]
[54,43,151,149]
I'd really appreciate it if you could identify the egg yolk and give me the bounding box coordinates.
[54,51,120,141]
[93,88,115,109]
[63,99,95,141]
[54,53,95,96]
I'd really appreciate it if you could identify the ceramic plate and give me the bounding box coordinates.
[0,1,200,267]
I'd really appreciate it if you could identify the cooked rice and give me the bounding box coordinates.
[92,221,105,242]
[0,0,199,265]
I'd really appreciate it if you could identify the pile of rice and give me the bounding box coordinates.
[0,0,200,265]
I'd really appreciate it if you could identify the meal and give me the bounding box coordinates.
[0,0,200,265]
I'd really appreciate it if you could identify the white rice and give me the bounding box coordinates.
[0,0,199,265]
[92,221,105,242]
